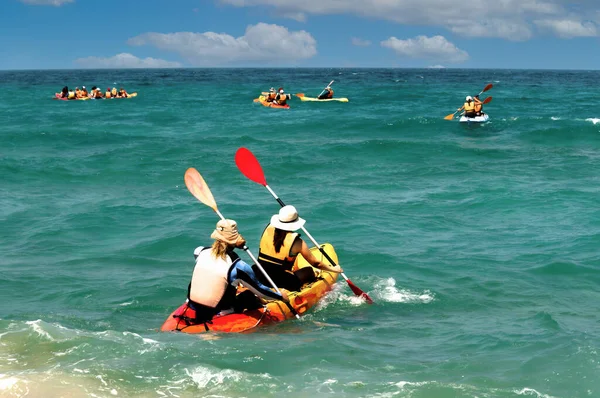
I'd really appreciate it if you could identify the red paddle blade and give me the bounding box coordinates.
[482,83,493,93]
[235,147,267,186]
[346,278,374,304]
[482,96,492,104]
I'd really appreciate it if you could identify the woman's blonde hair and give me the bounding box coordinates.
[211,239,230,260]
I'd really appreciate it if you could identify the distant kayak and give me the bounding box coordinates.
[296,94,348,102]
[53,92,137,101]
[459,114,489,123]
[255,95,290,109]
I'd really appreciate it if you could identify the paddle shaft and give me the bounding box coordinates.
[264,185,349,282]
[213,209,300,319]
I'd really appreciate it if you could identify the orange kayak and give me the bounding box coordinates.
[160,243,339,333]
[255,95,290,109]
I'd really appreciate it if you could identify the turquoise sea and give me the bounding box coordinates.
[1,68,600,398]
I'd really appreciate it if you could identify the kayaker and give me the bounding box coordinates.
[266,87,277,102]
[274,87,291,106]
[119,88,128,98]
[93,88,104,99]
[105,87,112,99]
[59,86,68,98]
[457,96,476,118]
[317,86,334,100]
[186,219,289,324]
[256,205,343,291]
[473,95,484,116]
[111,87,118,97]
[81,86,89,98]
[67,89,76,100]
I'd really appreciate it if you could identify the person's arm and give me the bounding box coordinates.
[230,259,288,301]
[295,238,343,273]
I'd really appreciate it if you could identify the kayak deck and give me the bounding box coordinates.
[160,243,339,333]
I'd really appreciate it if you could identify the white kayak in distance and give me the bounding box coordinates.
[459,113,489,123]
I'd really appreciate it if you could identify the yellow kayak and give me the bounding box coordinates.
[296,94,348,102]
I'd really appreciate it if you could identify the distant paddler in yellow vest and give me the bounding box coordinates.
[256,205,343,291]
[457,96,477,118]
[105,87,112,98]
[111,87,118,97]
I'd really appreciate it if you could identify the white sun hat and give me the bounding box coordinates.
[270,205,305,232]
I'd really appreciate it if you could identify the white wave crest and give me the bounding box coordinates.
[25,320,54,341]
[374,278,434,303]
[586,118,600,125]
[514,387,557,398]
[185,367,244,389]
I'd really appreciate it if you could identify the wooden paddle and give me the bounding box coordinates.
[234,148,375,304]
[183,167,300,319]
[444,83,494,120]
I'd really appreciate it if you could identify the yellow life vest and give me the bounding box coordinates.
[68,91,75,99]
[258,225,298,271]
[464,102,475,112]
[105,91,111,98]
[112,88,117,96]
[189,249,231,308]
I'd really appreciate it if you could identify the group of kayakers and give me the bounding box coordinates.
[260,87,292,106]
[56,85,131,100]
[260,81,336,105]
[184,205,343,325]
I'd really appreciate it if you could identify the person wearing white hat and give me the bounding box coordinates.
[274,87,291,106]
[255,205,342,291]
[456,95,476,118]
[185,219,289,325]
[261,87,277,102]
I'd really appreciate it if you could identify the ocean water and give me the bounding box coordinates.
[1,68,599,398]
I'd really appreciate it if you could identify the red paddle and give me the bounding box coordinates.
[235,147,374,304]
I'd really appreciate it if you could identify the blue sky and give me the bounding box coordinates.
[2,0,600,70]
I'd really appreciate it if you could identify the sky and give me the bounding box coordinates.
[1,0,600,70]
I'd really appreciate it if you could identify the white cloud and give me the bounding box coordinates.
[218,0,599,40]
[534,19,598,38]
[74,53,181,69]
[128,23,316,66]
[20,0,73,5]
[381,35,469,63]
[428,65,446,69]
[351,37,372,47]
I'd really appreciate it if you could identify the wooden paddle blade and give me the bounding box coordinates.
[346,278,374,304]
[295,93,305,98]
[184,168,218,211]
[444,113,455,120]
[482,96,492,104]
[235,147,267,186]
[482,83,493,93]
[253,98,260,102]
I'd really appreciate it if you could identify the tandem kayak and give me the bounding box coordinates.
[459,113,489,123]
[160,243,340,334]
[255,95,290,109]
[297,95,348,103]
